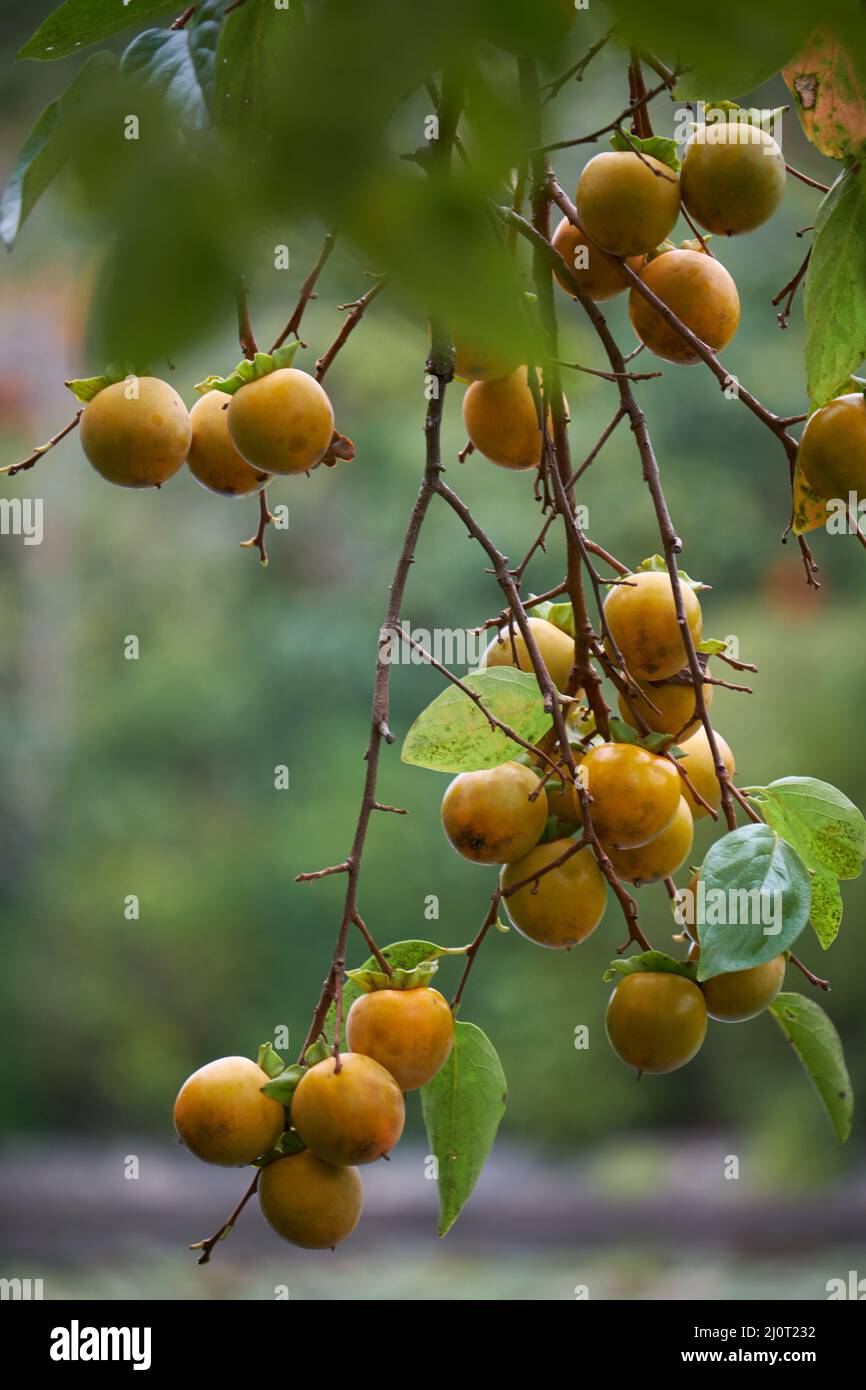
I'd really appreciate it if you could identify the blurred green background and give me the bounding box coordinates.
[0,0,864,1300]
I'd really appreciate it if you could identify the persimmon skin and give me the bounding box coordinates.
[580,741,681,848]
[678,727,735,820]
[577,151,681,257]
[482,615,575,692]
[441,761,547,865]
[173,1055,285,1167]
[228,367,334,475]
[187,390,271,497]
[258,1150,362,1249]
[290,1052,405,1166]
[346,987,455,1091]
[603,570,703,682]
[462,367,546,470]
[81,376,191,489]
[606,971,707,1075]
[798,394,866,501]
[681,123,786,236]
[606,797,694,885]
[551,218,643,302]
[629,249,740,365]
[618,675,713,739]
[500,838,607,949]
[453,338,516,384]
[700,955,786,1022]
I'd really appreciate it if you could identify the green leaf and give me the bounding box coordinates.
[256,1042,285,1079]
[603,950,698,984]
[18,0,177,61]
[750,776,865,949]
[0,51,115,250]
[188,0,223,114]
[324,940,449,1048]
[804,166,866,406]
[770,992,853,1143]
[346,959,441,993]
[253,1129,306,1165]
[195,342,301,397]
[609,131,680,173]
[696,825,812,981]
[421,1021,507,1237]
[121,28,209,129]
[214,0,307,146]
[696,637,731,656]
[401,668,549,773]
[634,554,708,590]
[261,1064,305,1104]
[607,716,679,757]
[531,599,574,637]
[65,362,142,402]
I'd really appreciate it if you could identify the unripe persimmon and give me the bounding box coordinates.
[80,376,191,489]
[577,151,681,257]
[798,394,866,501]
[500,838,607,948]
[618,674,713,738]
[441,760,547,864]
[453,336,516,384]
[678,727,735,819]
[346,986,454,1090]
[228,367,334,475]
[482,615,575,692]
[580,741,681,848]
[290,1052,404,1166]
[681,123,786,236]
[606,971,707,1074]
[258,1150,362,1249]
[629,248,740,365]
[462,367,547,471]
[173,1055,285,1167]
[551,217,643,302]
[606,796,694,885]
[187,390,271,497]
[603,570,703,682]
[701,955,786,1022]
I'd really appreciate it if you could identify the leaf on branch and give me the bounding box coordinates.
[804,167,866,406]
[607,715,681,757]
[421,1020,506,1237]
[603,950,698,984]
[65,362,142,402]
[531,599,574,637]
[260,1064,305,1104]
[770,992,853,1142]
[748,777,866,948]
[784,26,866,161]
[401,668,549,773]
[214,0,307,146]
[18,0,178,62]
[610,130,680,172]
[256,1041,285,1079]
[189,0,224,114]
[696,824,811,980]
[0,51,115,250]
[195,342,301,397]
[121,28,210,130]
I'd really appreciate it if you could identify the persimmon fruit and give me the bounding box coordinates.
[797,393,866,501]
[290,1052,405,1166]
[681,122,786,236]
[228,367,334,475]
[580,741,681,848]
[258,1149,363,1249]
[629,248,740,365]
[187,389,271,497]
[500,837,607,948]
[606,971,707,1075]
[173,1055,285,1167]
[346,986,455,1091]
[440,760,547,864]
[551,217,643,302]
[603,569,703,682]
[80,376,191,489]
[482,614,575,692]
[577,151,681,257]
[462,367,547,471]
[678,727,735,819]
[606,796,694,885]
